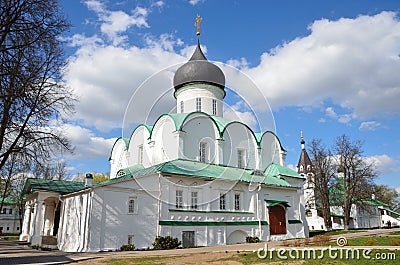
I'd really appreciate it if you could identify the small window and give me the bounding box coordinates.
[191,191,198,209]
[128,198,136,214]
[128,235,134,245]
[212,99,217,115]
[176,190,183,209]
[234,194,240,210]
[180,101,184,113]
[196,98,201,112]
[8,209,12,214]
[2,208,6,214]
[219,194,226,210]
[237,149,245,169]
[138,145,143,164]
[6,227,9,231]
[17,227,19,231]
[199,142,207,163]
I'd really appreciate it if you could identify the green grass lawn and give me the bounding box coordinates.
[328,235,400,247]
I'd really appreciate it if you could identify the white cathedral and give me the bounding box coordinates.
[19,30,308,252]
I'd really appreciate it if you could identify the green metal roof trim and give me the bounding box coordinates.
[159,220,269,226]
[265,199,291,207]
[364,199,389,207]
[264,163,305,179]
[113,111,285,152]
[109,124,153,160]
[22,178,85,196]
[106,159,295,188]
[383,208,400,216]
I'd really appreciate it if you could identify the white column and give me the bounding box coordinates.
[43,201,56,236]
[174,131,185,159]
[280,150,287,166]
[19,203,31,241]
[30,199,44,245]
[256,147,262,170]
[215,139,224,165]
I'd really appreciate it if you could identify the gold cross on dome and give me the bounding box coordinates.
[194,14,202,35]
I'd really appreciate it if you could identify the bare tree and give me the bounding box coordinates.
[0,153,29,213]
[0,0,74,173]
[333,134,377,230]
[308,139,336,231]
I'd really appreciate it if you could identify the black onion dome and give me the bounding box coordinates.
[173,40,225,93]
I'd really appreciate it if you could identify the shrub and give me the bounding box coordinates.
[31,245,40,250]
[246,236,261,243]
[313,234,331,246]
[152,236,181,250]
[120,244,135,251]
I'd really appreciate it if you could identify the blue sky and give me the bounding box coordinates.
[59,0,400,189]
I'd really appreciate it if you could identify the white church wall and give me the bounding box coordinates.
[175,85,224,116]
[259,132,282,170]
[87,178,160,251]
[222,123,257,169]
[152,116,178,164]
[127,125,152,168]
[58,191,91,252]
[110,139,129,179]
[181,116,219,163]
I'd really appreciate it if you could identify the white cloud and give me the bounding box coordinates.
[65,44,186,131]
[84,0,150,45]
[325,107,337,118]
[188,0,204,5]
[62,124,116,160]
[359,121,381,131]
[245,11,400,120]
[223,101,257,129]
[365,154,400,175]
[226,58,249,69]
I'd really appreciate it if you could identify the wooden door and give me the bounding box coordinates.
[269,205,287,235]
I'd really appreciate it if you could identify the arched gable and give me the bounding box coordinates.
[259,132,284,169]
[222,122,258,169]
[126,124,152,167]
[109,138,129,178]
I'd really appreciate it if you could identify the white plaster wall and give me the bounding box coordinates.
[260,132,282,169]
[110,139,128,178]
[152,116,178,164]
[222,123,257,169]
[0,204,21,233]
[58,192,91,252]
[87,177,160,251]
[181,116,219,163]
[175,84,224,116]
[127,126,152,167]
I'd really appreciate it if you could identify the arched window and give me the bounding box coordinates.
[196,98,201,112]
[199,142,208,163]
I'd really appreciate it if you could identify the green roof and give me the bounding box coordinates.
[265,199,291,207]
[108,159,296,188]
[364,199,389,207]
[22,178,85,196]
[264,163,305,179]
[383,208,400,216]
[0,197,17,204]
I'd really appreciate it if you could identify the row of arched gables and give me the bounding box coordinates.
[109,112,287,177]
